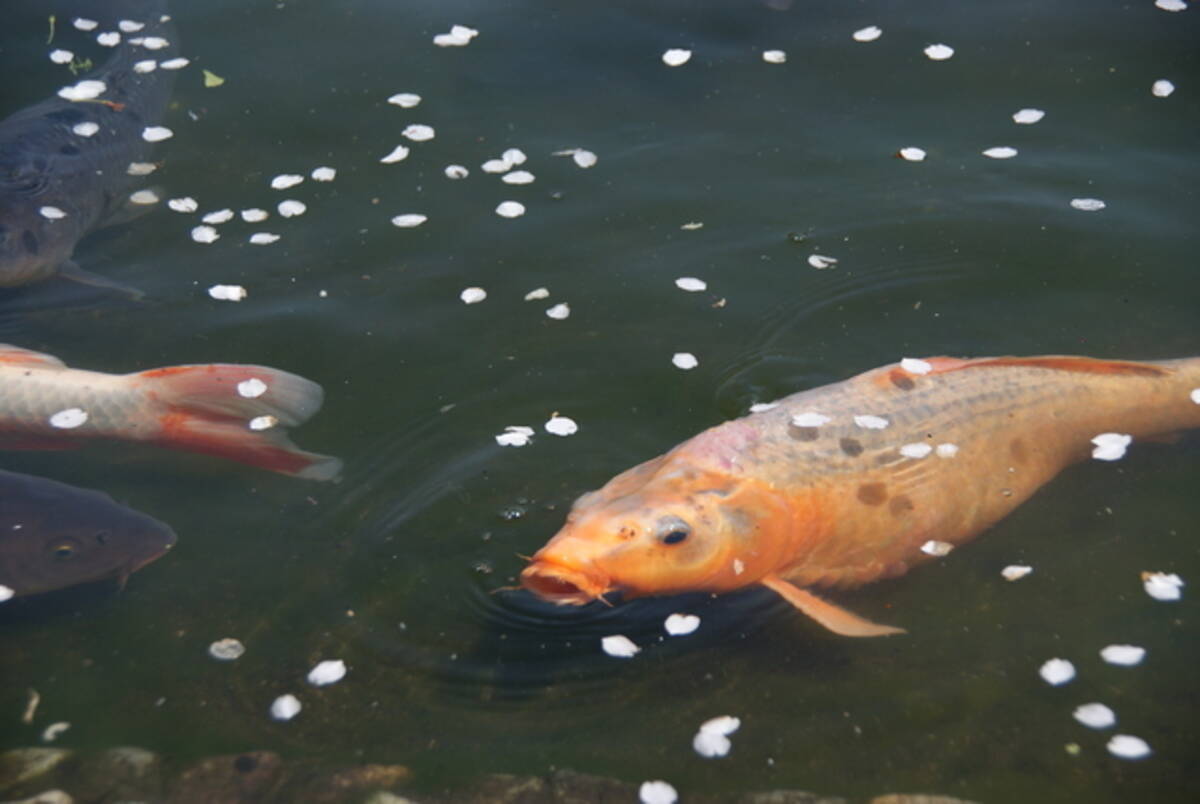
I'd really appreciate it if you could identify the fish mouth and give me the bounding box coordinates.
[520,561,611,605]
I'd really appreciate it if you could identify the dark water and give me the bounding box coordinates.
[2,0,1198,801]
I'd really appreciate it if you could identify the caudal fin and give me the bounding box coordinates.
[132,363,342,480]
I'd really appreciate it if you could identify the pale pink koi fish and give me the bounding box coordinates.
[0,344,341,480]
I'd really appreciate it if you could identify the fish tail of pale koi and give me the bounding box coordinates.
[133,364,342,481]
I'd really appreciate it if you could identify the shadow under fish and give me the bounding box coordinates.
[0,0,177,296]
[0,468,176,600]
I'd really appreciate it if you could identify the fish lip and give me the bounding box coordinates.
[520,561,611,605]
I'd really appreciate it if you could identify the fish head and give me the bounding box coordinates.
[0,183,80,286]
[522,461,788,605]
[0,475,177,597]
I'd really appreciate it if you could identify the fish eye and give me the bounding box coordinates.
[52,542,77,560]
[655,515,692,545]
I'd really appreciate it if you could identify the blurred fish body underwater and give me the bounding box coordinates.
[0,467,175,598]
[0,0,175,294]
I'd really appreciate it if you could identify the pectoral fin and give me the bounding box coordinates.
[58,260,145,300]
[761,574,905,637]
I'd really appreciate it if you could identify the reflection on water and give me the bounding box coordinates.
[2,0,1199,801]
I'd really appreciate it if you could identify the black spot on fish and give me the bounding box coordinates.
[889,369,915,391]
[857,483,888,505]
[22,230,38,255]
[789,425,820,442]
[45,107,87,124]
[839,437,864,457]
[889,495,914,515]
[59,144,80,156]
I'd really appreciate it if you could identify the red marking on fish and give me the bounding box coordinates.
[522,355,1200,636]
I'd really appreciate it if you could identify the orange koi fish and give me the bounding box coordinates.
[522,355,1200,636]
[0,344,341,480]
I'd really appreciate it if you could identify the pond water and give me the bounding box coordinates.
[2,0,1198,801]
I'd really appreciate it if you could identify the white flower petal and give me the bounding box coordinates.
[311,166,336,181]
[920,539,953,556]
[1074,703,1116,730]
[502,170,535,185]
[237,378,267,398]
[762,50,786,64]
[924,43,954,61]
[403,124,435,142]
[307,659,347,686]
[168,197,198,213]
[49,408,88,429]
[639,780,678,804]
[601,635,640,658]
[502,148,527,166]
[460,287,487,304]
[128,189,158,205]
[72,121,99,137]
[57,80,106,101]
[1001,565,1032,581]
[277,199,307,217]
[791,411,831,427]
[524,287,550,301]
[201,208,234,224]
[1091,432,1131,461]
[935,443,959,458]
[852,25,882,42]
[983,146,1018,159]
[672,352,698,370]
[545,415,578,436]
[208,284,247,301]
[545,303,570,320]
[271,174,304,190]
[495,201,525,218]
[1070,197,1106,211]
[141,126,173,142]
[662,48,692,67]
[853,414,889,430]
[807,254,838,269]
[899,146,926,161]
[572,149,598,168]
[190,225,219,244]
[675,277,707,292]
[391,214,428,228]
[39,206,67,220]
[444,164,469,179]
[1100,644,1146,666]
[380,144,410,164]
[241,208,268,222]
[159,57,189,70]
[1039,658,1075,686]
[387,92,422,108]
[1151,79,1175,98]
[208,638,245,661]
[1107,734,1151,760]
[664,613,701,636]
[270,694,301,721]
[1142,571,1183,601]
[1012,108,1046,124]
[73,18,99,31]
[900,442,933,459]
[1155,0,1187,10]
[900,357,932,374]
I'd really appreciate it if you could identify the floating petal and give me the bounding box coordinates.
[601,635,640,658]
[1039,658,1075,685]
[662,48,692,67]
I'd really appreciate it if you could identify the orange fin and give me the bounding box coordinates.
[0,344,66,369]
[761,574,905,637]
[152,415,343,481]
[919,355,1169,378]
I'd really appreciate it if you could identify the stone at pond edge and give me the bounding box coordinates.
[275,763,412,802]
[72,746,163,802]
[0,749,73,796]
[3,791,73,804]
[870,796,982,804]
[165,751,285,803]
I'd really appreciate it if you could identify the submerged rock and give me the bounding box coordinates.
[2,791,73,804]
[277,763,411,802]
[870,796,981,804]
[165,751,285,804]
[73,746,163,802]
[0,749,73,797]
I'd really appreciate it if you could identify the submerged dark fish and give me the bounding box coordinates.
[0,468,176,598]
[0,0,177,293]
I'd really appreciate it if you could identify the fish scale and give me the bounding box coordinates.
[522,355,1200,636]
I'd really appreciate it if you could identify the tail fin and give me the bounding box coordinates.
[132,363,342,480]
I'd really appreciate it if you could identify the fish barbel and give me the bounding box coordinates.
[0,343,342,480]
[522,355,1200,636]
[0,468,176,599]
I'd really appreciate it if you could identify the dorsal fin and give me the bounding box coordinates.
[919,355,1170,378]
[0,344,67,369]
